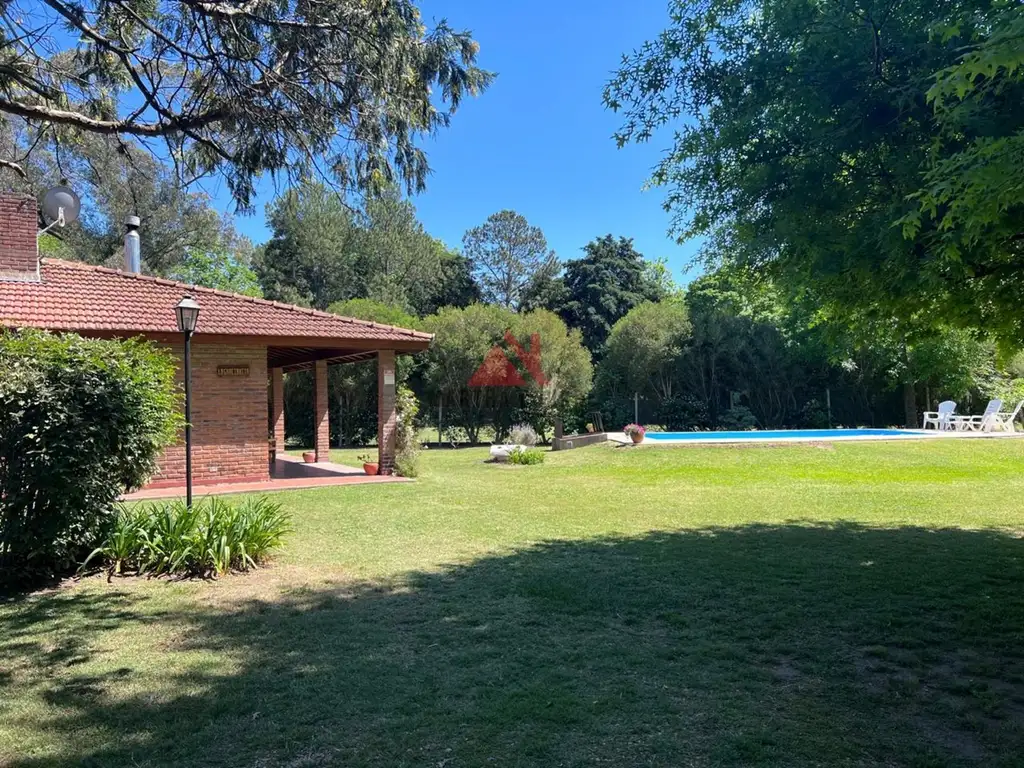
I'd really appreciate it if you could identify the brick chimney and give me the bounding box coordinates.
[0,194,40,282]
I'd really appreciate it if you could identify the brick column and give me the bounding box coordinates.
[314,360,330,462]
[377,350,397,475]
[270,368,285,451]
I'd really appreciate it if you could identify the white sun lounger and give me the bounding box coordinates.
[953,399,1002,432]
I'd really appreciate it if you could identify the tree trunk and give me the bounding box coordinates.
[903,381,917,428]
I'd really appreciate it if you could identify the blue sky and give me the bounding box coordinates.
[214,0,702,284]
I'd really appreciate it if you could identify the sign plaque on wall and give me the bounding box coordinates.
[217,365,250,378]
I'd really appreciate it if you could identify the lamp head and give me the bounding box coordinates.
[175,295,200,334]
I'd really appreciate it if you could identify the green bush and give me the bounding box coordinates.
[84,496,291,578]
[0,331,181,584]
[394,385,421,477]
[508,446,545,465]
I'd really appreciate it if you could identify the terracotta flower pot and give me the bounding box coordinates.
[630,433,644,444]
[363,463,379,476]
[302,451,316,463]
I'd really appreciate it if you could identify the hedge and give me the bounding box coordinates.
[0,330,181,584]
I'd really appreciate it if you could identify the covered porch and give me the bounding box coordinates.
[267,342,404,476]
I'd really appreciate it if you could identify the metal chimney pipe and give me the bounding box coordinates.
[124,215,141,273]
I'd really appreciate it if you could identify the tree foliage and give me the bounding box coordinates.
[904,0,1024,312]
[420,304,592,442]
[601,300,691,404]
[170,246,262,296]
[256,182,360,309]
[0,122,248,274]
[463,210,558,310]
[605,0,1024,341]
[549,235,665,356]
[0,331,181,584]
[0,0,492,209]
[421,248,481,315]
[356,187,443,313]
[421,303,517,444]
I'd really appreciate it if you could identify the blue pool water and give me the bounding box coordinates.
[643,428,922,442]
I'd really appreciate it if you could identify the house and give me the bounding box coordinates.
[0,193,432,490]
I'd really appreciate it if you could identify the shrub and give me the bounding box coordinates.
[509,423,539,446]
[83,496,291,578]
[394,385,422,477]
[660,395,710,430]
[0,331,181,584]
[719,406,758,430]
[508,446,545,465]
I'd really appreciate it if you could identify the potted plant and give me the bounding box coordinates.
[623,423,646,444]
[585,422,595,433]
[359,453,379,476]
[302,450,316,463]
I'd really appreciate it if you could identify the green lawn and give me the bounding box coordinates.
[3,441,1024,767]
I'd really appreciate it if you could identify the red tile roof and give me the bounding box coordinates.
[0,259,432,347]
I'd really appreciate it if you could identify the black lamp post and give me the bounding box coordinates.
[174,295,201,507]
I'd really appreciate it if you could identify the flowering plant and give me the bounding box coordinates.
[623,423,646,437]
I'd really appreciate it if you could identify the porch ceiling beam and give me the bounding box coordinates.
[279,350,377,373]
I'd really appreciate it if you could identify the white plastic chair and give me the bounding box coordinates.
[954,399,1003,432]
[922,401,957,430]
[990,399,1024,433]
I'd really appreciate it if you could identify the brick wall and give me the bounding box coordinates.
[313,360,329,461]
[271,367,285,451]
[0,195,39,282]
[378,350,397,475]
[153,342,270,486]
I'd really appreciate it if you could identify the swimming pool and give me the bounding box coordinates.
[637,428,934,444]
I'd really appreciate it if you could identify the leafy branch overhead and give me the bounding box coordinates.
[604,0,1024,342]
[0,0,493,209]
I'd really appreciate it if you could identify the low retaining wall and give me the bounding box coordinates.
[552,432,608,451]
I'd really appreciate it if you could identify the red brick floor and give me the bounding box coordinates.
[123,455,409,501]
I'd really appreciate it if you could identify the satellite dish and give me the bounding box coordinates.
[41,184,81,227]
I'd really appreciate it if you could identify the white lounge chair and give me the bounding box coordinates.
[954,399,1003,432]
[990,399,1024,433]
[922,400,957,430]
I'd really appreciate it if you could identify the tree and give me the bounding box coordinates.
[509,310,593,440]
[255,183,360,309]
[421,304,519,443]
[170,247,262,297]
[604,0,1024,343]
[420,304,592,443]
[463,210,558,310]
[355,187,443,314]
[902,0,1024,336]
[0,0,492,209]
[0,122,248,274]
[420,246,481,315]
[601,300,691,406]
[550,235,665,356]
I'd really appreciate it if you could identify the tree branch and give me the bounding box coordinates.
[0,158,27,177]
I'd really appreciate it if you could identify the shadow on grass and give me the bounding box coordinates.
[4,523,1024,767]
